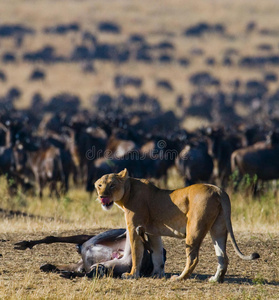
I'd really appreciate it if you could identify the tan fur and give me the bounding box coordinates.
[95,169,259,282]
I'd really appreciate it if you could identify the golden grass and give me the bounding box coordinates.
[0,184,125,235]
[1,169,278,235]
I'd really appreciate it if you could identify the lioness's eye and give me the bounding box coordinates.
[110,184,115,189]
[98,184,102,188]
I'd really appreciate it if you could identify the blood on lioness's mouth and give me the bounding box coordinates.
[100,197,113,207]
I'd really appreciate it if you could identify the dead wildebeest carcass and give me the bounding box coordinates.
[15,228,166,279]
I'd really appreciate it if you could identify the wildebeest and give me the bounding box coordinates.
[46,131,79,192]
[114,74,142,89]
[15,228,166,279]
[205,126,245,187]
[74,125,107,184]
[86,150,146,194]
[29,68,46,81]
[16,138,66,198]
[86,133,182,193]
[230,131,279,192]
[0,70,6,81]
[175,139,213,186]
[0,121,33,193]
[0,145,20,193]
[105,128,137,158]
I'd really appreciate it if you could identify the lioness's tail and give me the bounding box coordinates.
[220,190,260,260]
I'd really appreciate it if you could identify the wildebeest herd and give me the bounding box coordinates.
[1,18,279,197]
[0,89,278,198]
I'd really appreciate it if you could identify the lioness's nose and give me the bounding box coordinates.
[99,194,109,198]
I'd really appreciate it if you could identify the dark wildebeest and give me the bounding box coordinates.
[175,139,213,186]
[16,138,65,198]
[15,228,166,279]
[139,137,182,185]
[86,134,182,192]
[230,131,279,192]
[105,129,137,159]
[46,132,78,193]
[205,127,245,187]
[73,125,107,184]
[0,122,33,193]
[86,128,140,193]
[0,146,19,193]
[86,150,146,194]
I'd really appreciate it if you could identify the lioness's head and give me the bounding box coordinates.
[95,169,129,210]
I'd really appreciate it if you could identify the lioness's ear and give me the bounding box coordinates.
[118,168,128,179]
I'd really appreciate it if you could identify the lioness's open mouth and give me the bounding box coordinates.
[100,197,113,208]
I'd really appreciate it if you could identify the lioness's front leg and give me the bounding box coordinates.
[148,235,165,278]
[122,224,144,279]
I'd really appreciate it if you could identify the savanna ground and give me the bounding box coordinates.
[1,0,279,298]
[0,171,279,300]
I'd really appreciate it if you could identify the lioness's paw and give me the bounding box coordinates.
[208,276,224,283]
[170,275,180,281]
[208,276,217,283]
[121,272,138,279]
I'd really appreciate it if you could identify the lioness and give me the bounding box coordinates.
[95,169,260,282]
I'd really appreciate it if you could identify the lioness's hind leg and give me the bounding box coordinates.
[209,214,229,283]
[172,223,208,281]
[172,239,200,280]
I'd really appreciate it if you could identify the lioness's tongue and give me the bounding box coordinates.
[100,197,110,205]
